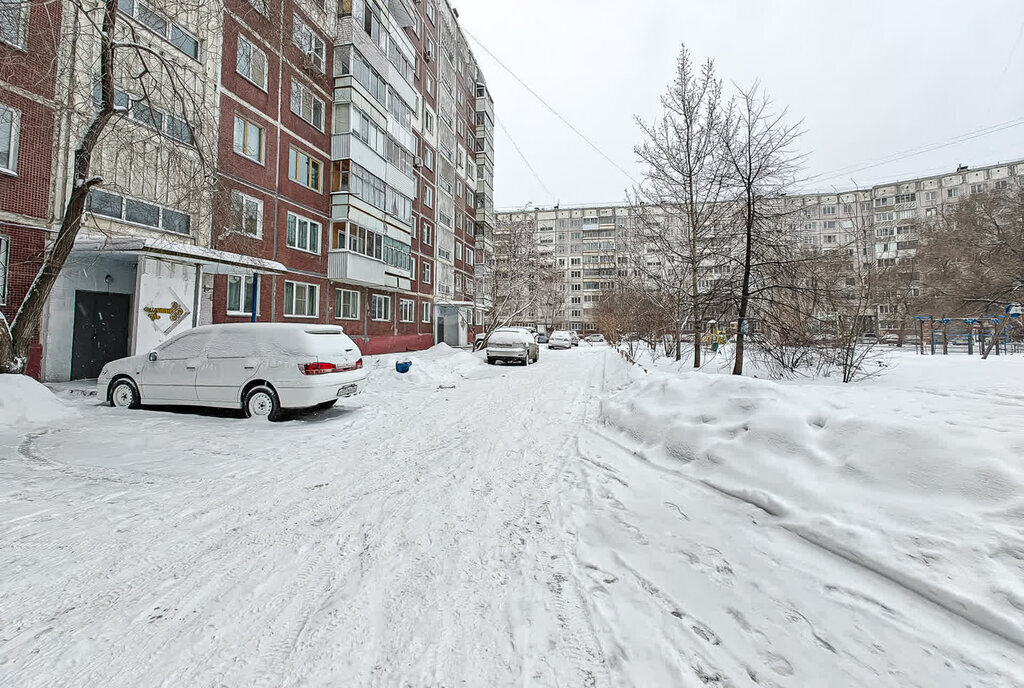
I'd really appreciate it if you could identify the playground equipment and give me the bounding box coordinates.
[910,305,1022,357]
[704,320,729,351]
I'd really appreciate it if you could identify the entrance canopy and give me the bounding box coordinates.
[73,234,286,275]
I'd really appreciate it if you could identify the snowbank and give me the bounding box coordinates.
[0,375,78,428]
[364,343,499,390]
[600,364,1024,646]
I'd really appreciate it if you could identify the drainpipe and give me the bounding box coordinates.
[192,264,203,327]
[250,272,259,322]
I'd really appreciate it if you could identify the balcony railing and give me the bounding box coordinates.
[328,250,387,287]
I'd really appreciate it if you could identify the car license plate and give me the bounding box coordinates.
[337,384,358,397]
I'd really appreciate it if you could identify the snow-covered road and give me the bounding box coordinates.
[1,345,1022,687]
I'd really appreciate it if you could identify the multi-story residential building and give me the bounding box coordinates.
[0,0,492,381]
[497,158,1024,335]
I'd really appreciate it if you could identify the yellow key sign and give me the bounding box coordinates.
[144,301,185,322]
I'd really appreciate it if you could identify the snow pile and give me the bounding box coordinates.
[0,375,78,428]
[366,343,497,389]
[600,367,1024,646]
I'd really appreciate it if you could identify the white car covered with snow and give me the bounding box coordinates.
[97,323,366,420]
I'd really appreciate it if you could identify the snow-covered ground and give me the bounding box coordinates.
[1,345,1022,686]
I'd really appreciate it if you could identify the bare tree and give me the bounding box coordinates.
[631,45,734,366]
[483,212,547,337]
[0,0,218,373]
[723,83,802,376]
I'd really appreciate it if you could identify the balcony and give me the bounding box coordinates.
[328,250,386,287]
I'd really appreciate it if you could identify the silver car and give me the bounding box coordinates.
[486,329,539,365]
[548,331,573,350]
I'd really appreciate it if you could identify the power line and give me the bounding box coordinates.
[805,116,1024,186]
[462,27,640,186]
[495,116,558,204]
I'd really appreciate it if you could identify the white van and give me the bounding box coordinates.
[97,323,367,420]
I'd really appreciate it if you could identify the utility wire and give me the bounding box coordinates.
[462,27,640,186]
[805,117,1024,186]
[495,116,558,204]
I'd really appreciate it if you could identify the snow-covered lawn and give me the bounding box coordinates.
[1,345,1022,686]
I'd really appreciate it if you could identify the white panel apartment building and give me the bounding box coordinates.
[497,159,1024,334]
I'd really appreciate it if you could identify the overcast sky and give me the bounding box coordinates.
[456,0,1024,209]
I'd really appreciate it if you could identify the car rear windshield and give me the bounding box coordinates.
[489,332,526,345]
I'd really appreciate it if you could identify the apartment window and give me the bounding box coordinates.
[925,207,938,217]
[230,191,263,237]
[337,159,386,209]
[290,79,325,131]
[284,281,319,317]
[233,114,264,163]
[422,301,431,323]
[119,0,199,59]
[226,275,256,315]
[422,224,432,246]
[423,110,434,133]
[824,235,837,244]
[371,294,391,321]
[0,104,20,174]
[970,183,985,194]
[335,289,360,320]
[350,106,386,157]
[426,75,434,96]
[895,193,916,204]
[424,147,434,170]
[995,180,1010,190]
[570,296,581,304]
[1,0,27,48]
[465,249,473,266]
[292,15,326,72]
[236,35,267,89]
[288,147,323,191]
[423,184,433,208]
[947,187,960,198]
[423,262,432,283]
[87,189,191,235]
[455,241,462,261]
[570,258,581,266]
[399,299,414,322]
[247,0,268,15]
[925,190,938,201]
[286,212,321,254]
[426,1,436,24]
[822,206,836,216]
[571,284,581,292]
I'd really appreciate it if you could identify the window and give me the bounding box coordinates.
[426,1,436,24]
[423,184,433,208]
[335,289,360,320]
[424,147,434,170]
[0,104,20,174]
[1,0,26,48]
[455,241,462,261]
[290,79,324,131]
[230,191,263,237]
[422,301,431,323]
[226,275,256,315]
[288,147,323,191]
[87,189,191,235]
[925,190,938,201]
[292,15,326,72]
[286,212,321,254]
[236,35,267,89]
[422,224,432,246]
[895,193,916,204]
[571,284,581,292]
[423,110,434,133]
[465,249,473,266]
[399,299,414,322]
[233,114,264,163]
[284,281,319,317]
[947,187,960,198]
[423,262,431,283]
[350,106,386,157]
[822,206,836,216]
[925,207,938,217]
[118,0,199,59]
[371,294,391,321]
[336,159,386,208]
[995,180,1010,191]
[970,183,985,194]
[247,0,268,15]
[0,234,8,304]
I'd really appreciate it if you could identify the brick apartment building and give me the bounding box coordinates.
[0,0,494,380]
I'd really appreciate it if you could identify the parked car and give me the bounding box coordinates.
[486,329,539,365]
[585,334,607,344]
[857,332,879,345]
[548,331,574,350]
[97,323,366,421]
[903,334,922,346]
[881,333,900,345]
[569,331,580,347]
[536,334,549,344]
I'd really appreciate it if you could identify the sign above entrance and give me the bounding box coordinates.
[144,301,185,323]
[144,290,191,336]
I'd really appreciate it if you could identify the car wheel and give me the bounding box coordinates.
[109,378,140,409]
[487,357,495,365]
[244,385,281,421]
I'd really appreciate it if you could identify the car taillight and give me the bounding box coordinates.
[300,362,337,375]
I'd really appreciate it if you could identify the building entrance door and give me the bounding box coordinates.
[71,290,132,380]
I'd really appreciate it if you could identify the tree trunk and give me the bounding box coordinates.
[732,201,755,376]
[691,293,701,369]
